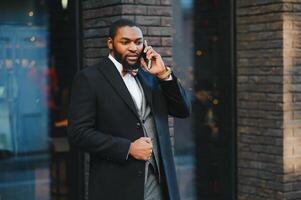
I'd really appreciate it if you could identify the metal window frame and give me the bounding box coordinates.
[230,0,237,199]
[69,1,85,200]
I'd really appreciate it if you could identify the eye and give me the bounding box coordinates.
[136,41,142,45]
[120,40,128,45]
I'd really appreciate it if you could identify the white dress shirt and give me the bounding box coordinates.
[108,54,172,111]
[109,54,143,110]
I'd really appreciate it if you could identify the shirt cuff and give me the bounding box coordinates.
[126,144,131,160]
[163,74,173,81]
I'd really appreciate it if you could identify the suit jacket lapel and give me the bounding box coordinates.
[96,57,140,120]
[137,69,153,108]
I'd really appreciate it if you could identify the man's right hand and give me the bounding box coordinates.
[129,137,153,161]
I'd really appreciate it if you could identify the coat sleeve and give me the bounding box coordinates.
[158,73,191,118]
[67,71,131,163]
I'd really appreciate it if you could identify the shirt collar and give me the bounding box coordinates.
[108,54,123,76]
[108,53,139,77]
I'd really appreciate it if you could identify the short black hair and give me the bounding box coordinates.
[109,19,139,39]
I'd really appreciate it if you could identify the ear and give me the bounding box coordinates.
[107,37,113,50]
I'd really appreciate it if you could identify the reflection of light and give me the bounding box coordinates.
[61,0,68,9]
[5,59,13,69]
[21,59,29,67]
[181,0,193,10]
[28,11,34,17]
[30,36,36,42]
[55,119,68,127]
[196,50,203,56]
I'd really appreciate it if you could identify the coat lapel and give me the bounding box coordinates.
[96,57,140,119]
[137,69,153,108]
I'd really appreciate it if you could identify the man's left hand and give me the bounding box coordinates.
[140,40,166,76]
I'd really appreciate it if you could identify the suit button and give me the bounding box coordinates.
[136,122,141,129]
[138,170,143,177]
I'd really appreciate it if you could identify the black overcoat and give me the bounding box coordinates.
[67,57,190,200]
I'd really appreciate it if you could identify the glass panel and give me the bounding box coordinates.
[0,1,50,200]
[0,1,76,200]
[173,0,235,200]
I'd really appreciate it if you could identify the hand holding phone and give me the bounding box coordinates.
[140,40,167,77]
[142,40,152,70]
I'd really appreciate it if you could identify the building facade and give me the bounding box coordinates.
[237,0,301,199]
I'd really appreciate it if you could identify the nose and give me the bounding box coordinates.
[129,42,138,51]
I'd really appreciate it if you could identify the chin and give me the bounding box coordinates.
[127,61,136,65]
[124,61,140,70]
[129,65,140,70]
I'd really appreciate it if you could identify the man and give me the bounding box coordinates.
[68,19,190,200]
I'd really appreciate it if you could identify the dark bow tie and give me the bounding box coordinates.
[122,68,139,77]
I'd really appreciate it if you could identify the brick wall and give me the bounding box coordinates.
[82,0,173,67]
[236,1,284,200]
[237,1,301,199]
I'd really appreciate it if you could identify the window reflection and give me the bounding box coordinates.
[0,6,50,200]
[0,1,76,200]
[193,80,226,198]
[173,0,234,199]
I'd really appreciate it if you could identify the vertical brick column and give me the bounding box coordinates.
[237,1,301,199]
[282,1,301,199]
[237,1,284,200]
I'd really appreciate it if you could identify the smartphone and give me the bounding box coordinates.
[141,43,152,70]
[141,44,148,61]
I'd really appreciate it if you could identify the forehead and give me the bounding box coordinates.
[115,26,143,40]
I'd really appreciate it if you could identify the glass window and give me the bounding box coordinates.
[0,1,77,199]
[0,1,50,199]
[173,0,235,199]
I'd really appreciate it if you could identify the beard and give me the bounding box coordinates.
[112,48,141,71]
